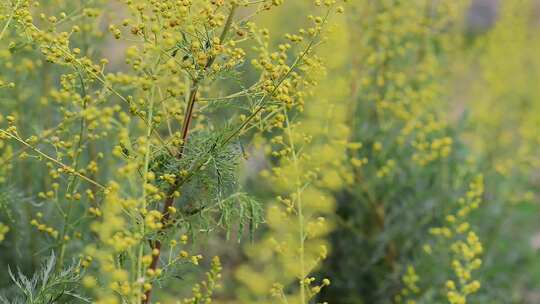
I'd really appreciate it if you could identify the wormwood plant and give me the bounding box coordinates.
[0,0,346,303]
[396,174,485,304]
[319,1,488,303]
[455,0,540,300]
[234,3,351,303]
[0,253,88,303]
[4,1,538,304]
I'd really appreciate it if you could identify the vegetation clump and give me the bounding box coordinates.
[0,1,539,304]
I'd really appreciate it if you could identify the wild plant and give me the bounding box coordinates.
[0,0,346,302]
[318,0,481,302]
[234,3,351,302]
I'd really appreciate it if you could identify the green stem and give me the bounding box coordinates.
[0,0,20,41]
[283,107,306,303]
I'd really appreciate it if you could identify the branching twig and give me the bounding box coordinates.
[141,5,238,304]
[0,129,106,190]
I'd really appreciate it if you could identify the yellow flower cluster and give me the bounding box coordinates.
[0,222,9,242]
[430,175,484,304]
[351,0,468,169]
[144,210,164,230]
[235,2,350,303]
[395,266,420,304]
[376,159,396,179]
[179,256,222,304]
[30,212,59,239]
[0,128,14,184]
[83,182,141,303]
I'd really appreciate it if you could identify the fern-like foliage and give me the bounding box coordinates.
[0,253,89,304]
[179,129,241,207]
[0,185,19,224]
[148,129,264,239]
[215,192,264,241]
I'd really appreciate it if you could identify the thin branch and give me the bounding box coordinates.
[141,5,238,304]
[0,129,106,190]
